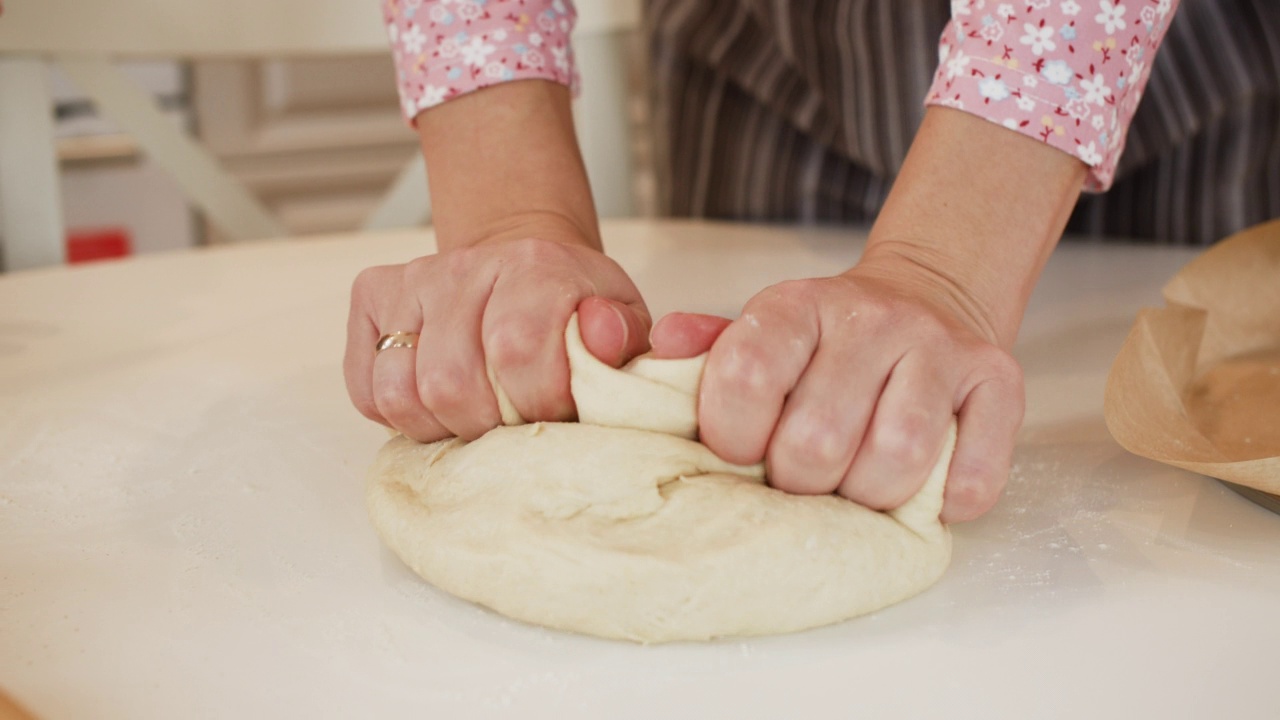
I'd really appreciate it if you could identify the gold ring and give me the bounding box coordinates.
[375,331,420,354]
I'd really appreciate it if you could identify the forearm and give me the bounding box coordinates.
[416,80,599,252]
[861,106,1086,348]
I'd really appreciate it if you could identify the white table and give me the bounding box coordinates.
[2,220,1277,719]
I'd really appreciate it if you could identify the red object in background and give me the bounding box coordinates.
[67,228,133,264]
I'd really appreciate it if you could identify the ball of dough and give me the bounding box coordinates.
[367,316,954,643]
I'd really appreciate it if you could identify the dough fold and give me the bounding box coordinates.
[367,315,954,643]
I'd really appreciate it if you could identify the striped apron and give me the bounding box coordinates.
[645,0,1280,244]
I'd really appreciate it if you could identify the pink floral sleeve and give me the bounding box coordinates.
[927,0,1180,191]
[382,0,579,123]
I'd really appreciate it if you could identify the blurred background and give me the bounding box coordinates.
[50,56,412,256]
[0,0,650,270]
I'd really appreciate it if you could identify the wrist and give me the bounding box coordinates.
[862,107,1087,348]
[457,211,602,254]
[416,80,600,252]
[847,242,1015,348]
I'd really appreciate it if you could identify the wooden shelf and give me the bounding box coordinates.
[56,132,140,163]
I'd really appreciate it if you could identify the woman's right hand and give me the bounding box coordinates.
[346,75,648,443]
[343,233,652,444]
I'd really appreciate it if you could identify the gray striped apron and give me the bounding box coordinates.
[645,0,1280,245]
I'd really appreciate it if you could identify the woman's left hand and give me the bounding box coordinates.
[651,252,1025,523]
[652,106,1087,522]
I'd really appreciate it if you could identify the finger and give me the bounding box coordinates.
[941,362,1024,522]
[578,295,653,367]
[649,312,732,359]
[344,267,388,426]
[765,330,895,496]
[838,349,955,511]
[482,276,582,424]
[415,277,503,441]
[486,241,649,423]
[699,285,819,465]
[372,338,450,443]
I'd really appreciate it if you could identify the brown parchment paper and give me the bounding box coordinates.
[1104,219,1280,495]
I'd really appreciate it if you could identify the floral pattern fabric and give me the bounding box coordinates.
[382,0,579,121]
[384,0,1180,191]
[927,0,1181,190]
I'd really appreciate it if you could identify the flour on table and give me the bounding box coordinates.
[367,315,954,643]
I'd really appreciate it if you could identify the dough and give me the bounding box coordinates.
[367,316,954,643]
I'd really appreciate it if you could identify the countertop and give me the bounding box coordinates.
[2,220,1277,719]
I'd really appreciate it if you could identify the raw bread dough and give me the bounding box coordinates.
[367,315,954,643]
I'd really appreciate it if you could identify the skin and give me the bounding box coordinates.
[345,78,1086,522]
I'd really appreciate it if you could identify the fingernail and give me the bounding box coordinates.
[609,302,629,363]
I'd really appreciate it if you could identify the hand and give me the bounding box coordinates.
[662,105,1082,521]
[344,234,651,444]
[653,254,1024,523]
[345,79,641,442]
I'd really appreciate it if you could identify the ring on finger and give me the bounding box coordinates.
[375,331,420,354]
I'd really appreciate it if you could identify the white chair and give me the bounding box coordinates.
[0,0,639,272]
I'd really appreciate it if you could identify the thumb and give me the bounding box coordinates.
[576,296,652,368]
[650,312,732,359]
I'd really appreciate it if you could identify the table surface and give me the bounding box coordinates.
[2,220,1277,720]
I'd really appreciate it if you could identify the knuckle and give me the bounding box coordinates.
[870,413,937,470]
[753,279,814,310]
[769,427,848,495]
[484,319,544,370]
[715,333,792,396]
[351,264,390,300]
[717,348,777,396]
[404,253,443,282]
[778,414,848,470]
[418,364,470,413]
